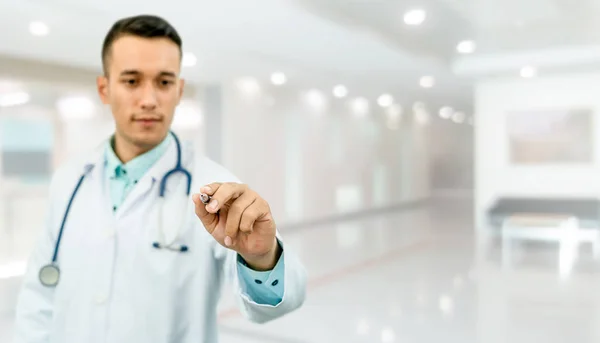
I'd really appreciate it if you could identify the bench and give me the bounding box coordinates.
[486,198,600,275]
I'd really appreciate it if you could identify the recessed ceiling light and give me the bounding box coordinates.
[456,40,476,54]
[333,84,348,98]
[29,21,49,36]
[182,52,197,67]
[377,94,394,107]
[270,72,287,86]
[404,9,426,26]
[420,76,435,88]
[520,66,537,78]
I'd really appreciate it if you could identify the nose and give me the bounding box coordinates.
[139,83,158,111]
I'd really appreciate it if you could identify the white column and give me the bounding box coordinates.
[201,84,223,163]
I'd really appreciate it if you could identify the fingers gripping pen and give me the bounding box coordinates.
[199,193,212,204]
[199,193,219,214]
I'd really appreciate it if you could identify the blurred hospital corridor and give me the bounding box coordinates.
[3,0,600,342]
[4,195,600,342]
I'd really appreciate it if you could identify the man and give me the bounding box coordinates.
[13,14,307,343]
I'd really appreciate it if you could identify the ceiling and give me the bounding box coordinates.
[0,0,597,110]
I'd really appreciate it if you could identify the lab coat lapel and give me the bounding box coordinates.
[77,144,115,228]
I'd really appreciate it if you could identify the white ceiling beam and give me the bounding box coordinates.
[451,45,600,76]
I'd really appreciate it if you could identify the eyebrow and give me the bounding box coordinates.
[119,70,177,78]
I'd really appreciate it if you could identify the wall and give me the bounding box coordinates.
[474,72,600,229]
[0,56,434,236]
[220,80,431,227]
[429,119,474,192]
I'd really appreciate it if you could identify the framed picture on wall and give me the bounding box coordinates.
[506,108,594,164]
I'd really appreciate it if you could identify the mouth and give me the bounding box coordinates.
[133,115,163,124]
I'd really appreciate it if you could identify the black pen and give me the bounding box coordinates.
[200,193,212,204]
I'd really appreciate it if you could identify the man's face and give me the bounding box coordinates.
[97,35,184,150]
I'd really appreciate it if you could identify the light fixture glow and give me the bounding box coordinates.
[452,111,466,123]
[333,84,348,98]
[29,21,49,36]
[270,72,287,86]
[420,76,435,88]
[0,91,30,107]
[439,295,454,316]
[172,100,203,129]
[520,66,537,78]
[415,109,430,125]
[439,106,453,119]
[0,261,27,279]
[386,104,402,129]
[182,52,197,67]
[386,118,400,130]
[56,95,96,120]
[305,89,326,110]
[386,103,403,120]
[404,9,426,26]
[351,97,369,116]
[377,93,394,107]
[413,102,425,112]
[381,327,396,343]
[235,77,261,95]
[456,40,476,54]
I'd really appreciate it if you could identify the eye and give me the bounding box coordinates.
[122,79,138,86]
[160,80,174,86]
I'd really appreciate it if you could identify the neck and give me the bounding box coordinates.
[113,134,157,164]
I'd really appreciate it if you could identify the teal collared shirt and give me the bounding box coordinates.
[105,134,172,211]
[104,134,284,305]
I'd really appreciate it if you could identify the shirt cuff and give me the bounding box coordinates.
[236,240,285,306]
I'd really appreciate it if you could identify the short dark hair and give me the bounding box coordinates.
[101,14,183,75]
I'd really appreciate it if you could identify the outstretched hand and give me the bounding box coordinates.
[192,182,280,271]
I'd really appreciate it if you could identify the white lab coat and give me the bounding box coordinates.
[13,137,307,343]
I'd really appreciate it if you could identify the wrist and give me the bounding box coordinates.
[241,238,281,271]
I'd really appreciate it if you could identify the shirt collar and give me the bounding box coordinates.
[105,134,173,182]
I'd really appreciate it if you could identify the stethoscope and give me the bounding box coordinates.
[39,131,202,287]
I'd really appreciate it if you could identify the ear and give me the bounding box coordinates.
[177,78,185,105]
[97,75,109,104]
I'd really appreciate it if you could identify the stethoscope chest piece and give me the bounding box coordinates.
[39,263,60,287]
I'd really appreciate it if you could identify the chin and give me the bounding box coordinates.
[130,129,168,148]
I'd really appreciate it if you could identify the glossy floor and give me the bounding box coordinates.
[2,197,600,342]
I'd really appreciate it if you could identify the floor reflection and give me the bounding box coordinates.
[1,195,600,342]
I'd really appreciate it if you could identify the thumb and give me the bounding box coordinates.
[192,193,218,234]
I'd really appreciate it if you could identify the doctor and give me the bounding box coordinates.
[13,14,307,343]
